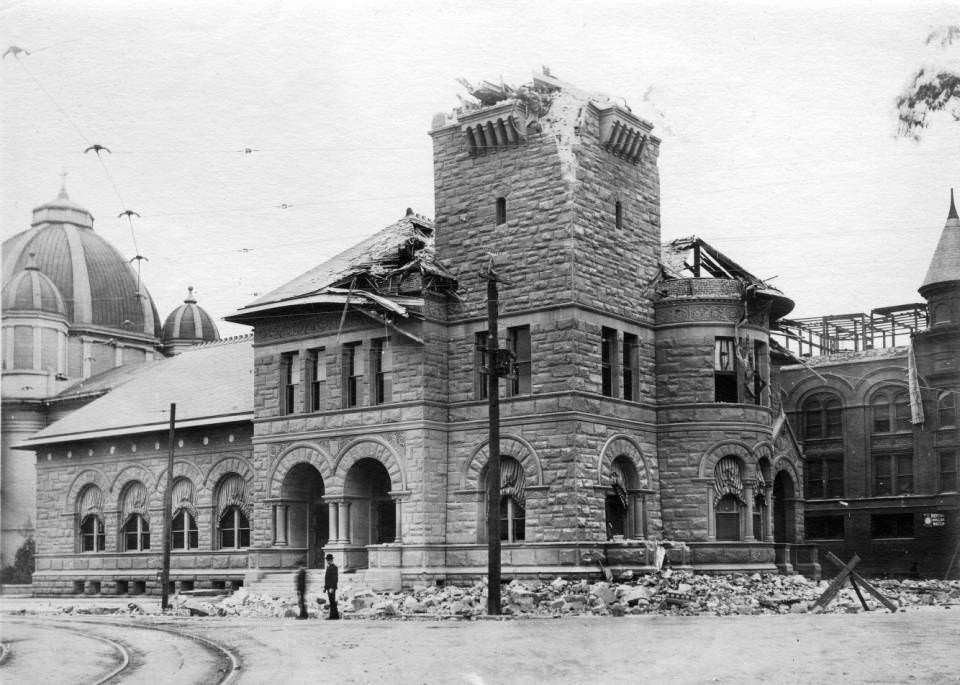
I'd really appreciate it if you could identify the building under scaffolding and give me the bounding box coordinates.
[773,303,928,356]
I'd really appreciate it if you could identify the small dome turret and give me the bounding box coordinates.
[2,253,67,317]
[162,286,220,354]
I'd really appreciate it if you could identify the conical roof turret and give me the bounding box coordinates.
[920,189,960,294]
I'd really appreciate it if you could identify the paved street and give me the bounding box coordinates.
[2,597,959,684]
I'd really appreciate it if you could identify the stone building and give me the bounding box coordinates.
[21,73,816,595]
[778,193,960,578]
[1,184,220,567]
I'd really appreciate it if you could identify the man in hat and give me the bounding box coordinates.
[324,553,340,619]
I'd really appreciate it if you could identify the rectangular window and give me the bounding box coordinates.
[806,455,844,499]
[281,352,299,415]
[714,337,738,403]
[495,197,506,225]
[601,327,617,397]
[873,453,913,496]
[752,340,767,406]
[622,333,638,401]
[940,450,957,492]
[342,343,362,408]
[308,348,326,412]
[871,513,914,539]
[475,332,489,401]
[805,515,845,540]
[370,338,392,405]
[508,326,531,396]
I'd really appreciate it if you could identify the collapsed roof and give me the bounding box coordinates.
[227,210,457,326]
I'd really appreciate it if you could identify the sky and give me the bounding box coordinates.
[2,1,959,338]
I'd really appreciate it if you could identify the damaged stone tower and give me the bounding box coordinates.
[430,73,667,566]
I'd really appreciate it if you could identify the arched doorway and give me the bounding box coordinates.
[281,463,327,567]
[343,458,395,567]
[773,470,796,543]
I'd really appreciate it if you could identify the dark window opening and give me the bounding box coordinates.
[871,513,914,539]
[605,495,627,539]
[715,494,741,541]
[80,515,105,552]
[615,201,623,229]
[309,348,326,412]
[939,393,956,429]
[172,510,199,550]
[601,327,616,397]
[342,343,361,408]
[805,515,845,539]
[371,338,391,404]
[622,333,638,401]
[122,514,150,551]
[940,450,957,492]
[281,352,299,415]
[805,454,844,499]
[714,337,738,403]
[475,332,489,401]
[495,197,507,225]
[219,507,250,549]
[508,326,531,396]
[873,453,913,496]
[499,496,525,542]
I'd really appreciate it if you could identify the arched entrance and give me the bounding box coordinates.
[281,463,327,567]
[773,470,796,543]
[343,458,395,567]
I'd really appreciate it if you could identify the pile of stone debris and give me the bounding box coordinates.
[167,572,960,619]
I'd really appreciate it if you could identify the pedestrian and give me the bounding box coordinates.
[295,561,308,619]
[324,553,340,619]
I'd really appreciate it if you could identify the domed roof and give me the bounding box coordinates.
[162,287,220,344]
[1,254,67,317]
[2,189,161,338]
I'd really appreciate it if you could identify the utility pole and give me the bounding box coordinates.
[161,403,175,611]
[482,260,511,615]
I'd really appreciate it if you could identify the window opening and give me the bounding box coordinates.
[601,327,616,397]
[871,513,914,539]
[342,342,361,408]
[122,514,150,551]
[172,509,199,550]
[499,496,525,542]
[282,352,299,415]
[622,333,638,401]
[309,348,326,412]
[495,197,507,225]
[938,392,956,429]
[219,506,250,549]
[873,453,913,496]
[615,201,623,229]
[80,514,105,552]
[805,515,845,539]
[940,450,957,492]
[371,338,391,404]
[508,325,531,396]
[715,494,741,541]
[714,337,738,402]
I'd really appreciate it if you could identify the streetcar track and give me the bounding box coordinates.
[4,616,241,684]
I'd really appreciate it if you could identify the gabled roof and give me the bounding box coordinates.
[20,335,254,448]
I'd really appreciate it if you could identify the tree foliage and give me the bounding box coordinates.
[897,26,960,139]
[1,537,36,584]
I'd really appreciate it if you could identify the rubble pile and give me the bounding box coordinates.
[163,572,960,619]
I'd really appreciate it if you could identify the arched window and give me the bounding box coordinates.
[216,473,251,550]
[172,509,199,550]
[219,506,250,549]
[939,392,956,429]
[80,514,105,552]
[872,389,911,433]
[803,394,843,439]
[714,457,744,541]
[484,456,526,543]
[77,484,105,552]
[122,514,150,551]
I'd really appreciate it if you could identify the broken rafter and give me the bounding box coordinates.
[354,308,425,345]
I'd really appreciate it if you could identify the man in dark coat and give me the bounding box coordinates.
[295,562,308,619]
[324,553,339,619]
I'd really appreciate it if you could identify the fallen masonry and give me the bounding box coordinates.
[43,572,958,620]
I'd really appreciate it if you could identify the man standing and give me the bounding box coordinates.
[324,553,340,619]
[295,562,308,619]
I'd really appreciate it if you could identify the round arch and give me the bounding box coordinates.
[787,372,854,405]
[462,434,542,490]
[852,366,910,404]
[156,461,205,495]
[268,442,335,498]
[64,468,109,513]
[772,457,801,487]
[204,455,254,490]
[698,441,755,480]
[109,463,157,498]
[597,435,650,488]
[332,438,405,491]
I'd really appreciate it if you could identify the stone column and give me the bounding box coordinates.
[274,504,288,545]
[706,484,716,540]
[744,484,755,541]
[337,501,351,542]
[328,502,338,542]
[394,499,403,543]
[764,489,775,542]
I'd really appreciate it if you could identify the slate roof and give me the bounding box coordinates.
[21,335,253,447]
[921,190,960,290]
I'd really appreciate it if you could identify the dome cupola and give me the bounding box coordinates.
[162,286,220,354]
[2,253,67,318]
